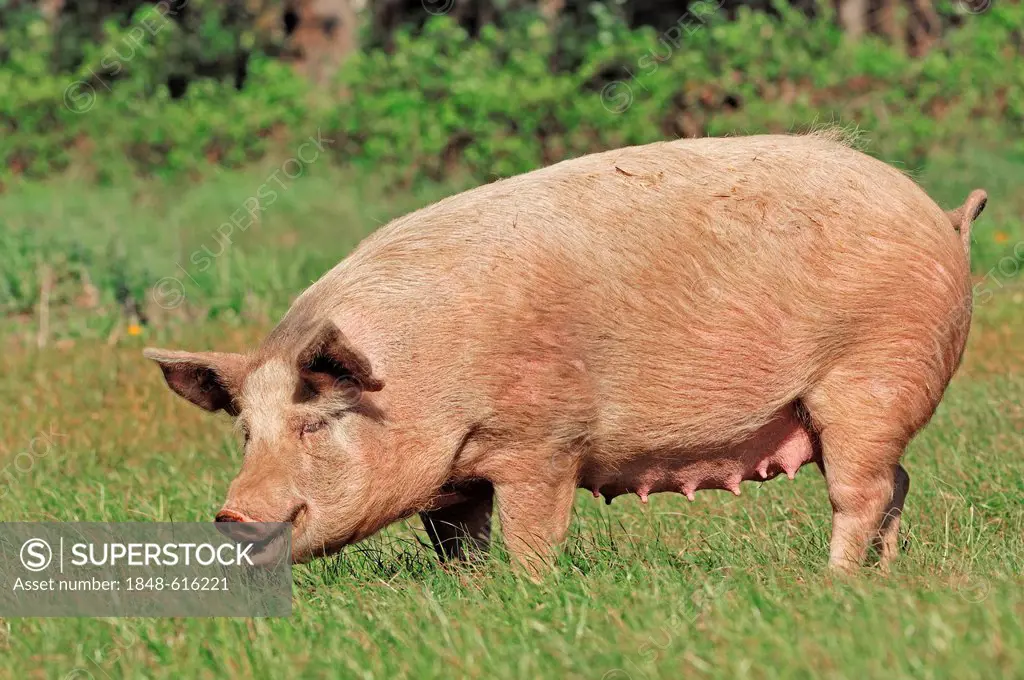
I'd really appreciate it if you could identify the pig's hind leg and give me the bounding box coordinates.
[421,484,494,562]
[874,463,910,571]
[804,371,926,572]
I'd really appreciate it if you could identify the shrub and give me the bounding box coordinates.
[0,1,1021,188]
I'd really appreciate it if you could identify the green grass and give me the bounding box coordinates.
[0,142,1021,679]
[0,158,475,343]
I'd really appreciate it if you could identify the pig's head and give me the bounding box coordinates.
[144,321,388,563]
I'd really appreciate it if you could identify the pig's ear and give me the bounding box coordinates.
[297,322,384,395]
[143,349,245,415]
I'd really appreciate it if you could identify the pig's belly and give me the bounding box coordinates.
[580,406,818,503]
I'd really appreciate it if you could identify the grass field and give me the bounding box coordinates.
[0,141,1022,679]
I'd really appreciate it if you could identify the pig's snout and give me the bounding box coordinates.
[214,506,302,545]
[215,512,278,544]
[215,509,254,523]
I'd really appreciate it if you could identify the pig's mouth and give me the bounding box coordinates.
[215,503,310,566]
[290,514,360,564]
[216,504,363,564]
[283,505,354,564]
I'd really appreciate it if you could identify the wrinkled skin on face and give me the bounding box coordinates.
[144,322,388,563]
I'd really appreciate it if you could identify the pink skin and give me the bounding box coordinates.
[146,134,985,573]
[581,405,817,504]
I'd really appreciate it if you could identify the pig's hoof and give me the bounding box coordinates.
[826,559,861,575]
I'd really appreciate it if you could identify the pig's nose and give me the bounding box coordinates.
[214,509,281,543]
[215,509,252,523]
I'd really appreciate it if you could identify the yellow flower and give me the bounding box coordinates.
[127,324,142,336]
[993,231,1009,244]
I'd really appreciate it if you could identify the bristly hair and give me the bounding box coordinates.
[801,119,866,151]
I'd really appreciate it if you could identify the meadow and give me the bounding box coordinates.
[0,140,1022,679]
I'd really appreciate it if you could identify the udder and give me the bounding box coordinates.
[580,405,819,503]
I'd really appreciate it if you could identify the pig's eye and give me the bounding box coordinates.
[301,420,327,437]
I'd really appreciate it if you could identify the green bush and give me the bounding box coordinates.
[1,1,1022,189]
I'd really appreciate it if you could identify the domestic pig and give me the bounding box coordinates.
[145,133,987,572]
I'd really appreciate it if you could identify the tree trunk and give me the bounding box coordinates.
[907,0,940,56]
[837,0,870,39]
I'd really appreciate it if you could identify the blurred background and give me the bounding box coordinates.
[0,0,1020,341]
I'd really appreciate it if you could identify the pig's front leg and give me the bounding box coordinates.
[420,483,494,562]
[494,478,577,575]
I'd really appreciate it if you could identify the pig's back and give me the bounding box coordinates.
[341,133,963,305]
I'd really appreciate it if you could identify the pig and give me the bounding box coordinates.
[145,132,987,573]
